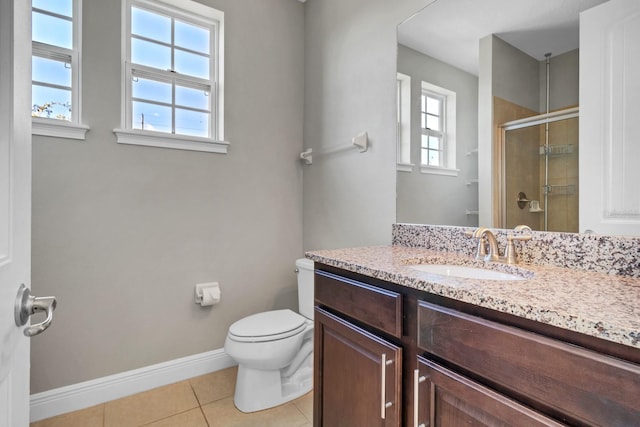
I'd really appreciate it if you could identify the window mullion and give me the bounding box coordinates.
[131,97,172,108]
[174,45,210,59]
[32,7,73,22]
[33,81,72,92]
[131,65,174,84]
[130,34,172,49]
[170,16,176,134]
[171,76,176,134]
[171,16,176,72]
[33,42,73,60]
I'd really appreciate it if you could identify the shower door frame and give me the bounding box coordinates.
[496,106,579,229]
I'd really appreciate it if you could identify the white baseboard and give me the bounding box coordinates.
[30,348,236,422]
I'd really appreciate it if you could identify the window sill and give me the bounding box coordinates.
[420,165,459,177]
[396,163,415,172]
[113,129,230,154]
[32,118,90,140]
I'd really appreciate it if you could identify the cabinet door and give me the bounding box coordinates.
[414,357,565,427]
[314,307,402,427]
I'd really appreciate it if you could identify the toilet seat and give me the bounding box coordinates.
[228,309,307,343]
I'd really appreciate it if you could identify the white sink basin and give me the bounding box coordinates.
[409,264,527,281]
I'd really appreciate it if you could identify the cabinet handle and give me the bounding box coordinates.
[380,354,394,419]
[413,368,427,427]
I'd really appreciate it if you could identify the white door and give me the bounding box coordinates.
[0,0,33,425]
[580,0,640,235]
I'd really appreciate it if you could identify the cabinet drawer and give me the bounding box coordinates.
[315,270,402,338]
[418,301,640,426]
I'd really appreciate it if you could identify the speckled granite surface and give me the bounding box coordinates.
[306,225,640,350]
[392,223,640,277]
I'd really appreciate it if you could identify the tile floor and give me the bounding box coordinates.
[30,367,313,427]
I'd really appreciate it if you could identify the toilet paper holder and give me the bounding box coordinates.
[195,282,221,307]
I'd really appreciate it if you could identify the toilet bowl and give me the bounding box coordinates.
[224,258,314,413]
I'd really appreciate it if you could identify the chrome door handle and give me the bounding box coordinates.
[14,284,57,337]
[413,369,427,427]
[380,353,394,420]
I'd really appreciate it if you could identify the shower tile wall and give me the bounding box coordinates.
[542,117,579,232]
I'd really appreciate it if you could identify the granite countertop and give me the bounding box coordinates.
[306,245,640,350]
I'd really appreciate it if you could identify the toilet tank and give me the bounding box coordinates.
[295,258,315,320]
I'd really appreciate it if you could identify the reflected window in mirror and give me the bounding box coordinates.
[420,81,457,176]
[421,90,444,166]
[396,72,413,172]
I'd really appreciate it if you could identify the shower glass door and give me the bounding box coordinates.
[503,115,579,232]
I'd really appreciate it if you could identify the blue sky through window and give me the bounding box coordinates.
[32,0,75,120]
[133,78,172,104]
[32,11,72,49]
[175,20,210,54]
[132,7,171,43]
[32,0,72,17]
[132,38,172,70]
[129,4,213,138]
[132,101,172,133]
[176,109,208,137]
[176,86,208,110]
[32,57,71,87]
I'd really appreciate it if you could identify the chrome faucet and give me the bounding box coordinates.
[470,225,532,264]
[471,227,501,262]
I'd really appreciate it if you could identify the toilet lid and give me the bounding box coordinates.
[228,309,307,342]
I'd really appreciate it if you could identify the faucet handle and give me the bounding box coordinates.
[504,235,518,264]
[504,225,533,264]
[467,227,492,260]
[511,225,532,242]
[474,236,487,260]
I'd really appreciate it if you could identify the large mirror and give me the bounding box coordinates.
[396,0,608,233]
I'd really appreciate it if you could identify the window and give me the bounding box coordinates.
[421,90,445,166]
[420,81,457,176]
[31,0,88,139]
[396,72,413,172]
[114,0,227,153]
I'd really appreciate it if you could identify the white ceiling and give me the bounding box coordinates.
[397,0,608,75]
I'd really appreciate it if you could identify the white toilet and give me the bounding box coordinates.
[224,258,314,413]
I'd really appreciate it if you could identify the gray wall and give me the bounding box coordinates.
[396,45,479,226]
[491,36,579,113]
[302,0,429,251]
[31,0,305,393]
[540,49,579,111]
[491,35,541,113]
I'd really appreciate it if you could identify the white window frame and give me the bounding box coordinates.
[32,0,89,140]
[421,89,446,166]
[420,81,458,177]
[396,72,413,172]
[114,0,228,153]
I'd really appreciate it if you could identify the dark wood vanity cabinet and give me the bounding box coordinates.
[313,265,640,427]
[314,270,403,426]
